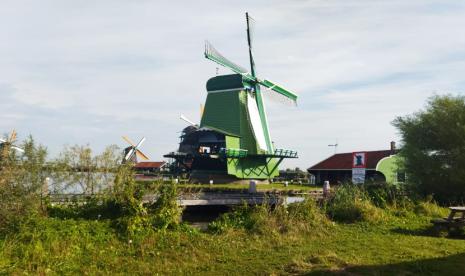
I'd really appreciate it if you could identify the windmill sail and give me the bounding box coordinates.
[204,41,257,83]
[259,79,297,104]
[246,12,256,77]
[205,41,249,75]
[260,79,298,106]
[136,150,149,161]
[246,92,268,151]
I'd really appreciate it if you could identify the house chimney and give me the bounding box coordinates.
[390,141,396,153]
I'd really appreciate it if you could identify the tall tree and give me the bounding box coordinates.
[393,95,465,203]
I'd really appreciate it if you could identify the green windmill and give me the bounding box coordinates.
[194,13,297,179]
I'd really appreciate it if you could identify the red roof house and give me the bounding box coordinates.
[308,143,397,185]
[134,161,167,174]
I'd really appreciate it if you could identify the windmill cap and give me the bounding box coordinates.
[206,74,252,92]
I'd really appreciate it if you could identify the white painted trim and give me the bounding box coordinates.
[375,155,394,171]
[247,92,268,151]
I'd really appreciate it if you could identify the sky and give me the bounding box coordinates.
[1,0,465,169]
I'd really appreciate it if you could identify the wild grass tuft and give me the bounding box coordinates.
[413,196,449,218]
[208,198,330,235]
[325,184,385,223]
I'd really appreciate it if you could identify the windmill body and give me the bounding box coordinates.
[165,13,298,183]
[200,74,282,180]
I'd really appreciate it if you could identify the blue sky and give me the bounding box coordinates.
[1,0,465,168]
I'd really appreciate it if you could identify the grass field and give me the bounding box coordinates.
[1,204,464,275]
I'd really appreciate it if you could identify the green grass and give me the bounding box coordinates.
[1,208,465,275]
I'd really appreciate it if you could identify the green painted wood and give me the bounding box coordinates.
[376,155,402,184]
[237,88,259,153]
[206,74,245,91]
[200,89,242,137]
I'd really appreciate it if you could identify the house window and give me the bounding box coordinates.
[396,171,406,183]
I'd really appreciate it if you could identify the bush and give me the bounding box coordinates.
[207,203,262,234]
[363,182,410,208]
[208,198,329,235]
[47,162,184,237]
[149,183,183,231]
[285,198,330,231]
[0,136,47,235]
[325,184,384,223]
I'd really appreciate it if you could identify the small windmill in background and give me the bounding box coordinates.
[121,136,150,164]
[0,129,24,157]
[328,139,338,154]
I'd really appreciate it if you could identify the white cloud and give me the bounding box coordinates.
[0,0,464,169]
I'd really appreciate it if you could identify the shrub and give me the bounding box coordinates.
[363,182,407,208]
[284,198,330,232]
[0,136,47,235]
[149,183,183,231]
[208,203,262,234]
[47,163,184,236]
[208,198,329,235]
[325,184,384,223]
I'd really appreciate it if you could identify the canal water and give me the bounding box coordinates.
[181,196,305,230]
[182,205,232,230]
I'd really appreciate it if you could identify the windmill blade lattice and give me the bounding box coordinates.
[205,41,253,80]
[259,79,297,106]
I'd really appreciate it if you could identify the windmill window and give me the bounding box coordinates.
[199,146,211,154]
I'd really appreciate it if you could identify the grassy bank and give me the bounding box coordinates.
[1,200,464,275]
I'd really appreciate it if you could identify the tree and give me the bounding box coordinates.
[0,135,47,234]
[51,144,120,194]
[393,95,465,203]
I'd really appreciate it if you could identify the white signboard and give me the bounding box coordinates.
[352,168,366,184]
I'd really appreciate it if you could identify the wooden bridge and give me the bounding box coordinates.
[48,190,323,207]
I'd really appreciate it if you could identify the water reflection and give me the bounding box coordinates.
[48,172,115,194]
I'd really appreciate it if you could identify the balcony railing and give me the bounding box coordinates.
[273,149,298,158]
[219,148,248,158]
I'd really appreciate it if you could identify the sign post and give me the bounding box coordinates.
[352,152,366,184]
